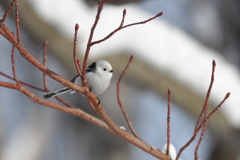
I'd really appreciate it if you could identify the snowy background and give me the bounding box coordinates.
[0,0,239,160]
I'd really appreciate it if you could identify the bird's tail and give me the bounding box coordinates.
[43,87,71,99]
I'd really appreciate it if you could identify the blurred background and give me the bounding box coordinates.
[0,0,240,160]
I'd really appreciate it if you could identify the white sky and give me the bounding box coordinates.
[27,0,240,128]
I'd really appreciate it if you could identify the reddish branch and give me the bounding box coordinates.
[0,1,170,159]
[194,60,216,160]
[195,61,216,132]
[197,93,230,131]
[87,99,98,115]
[42,40,74,108]
[81,0,105,89]
[82,0,163,89]
[176,92,230,160]
[14,0,20,44]
[0,80,113,132]
[1,22,88,94]
[0,0,230,160]
[0,28,12,43]
[11,37,20,85]
[1,70,75,109]
[73,24,82,76]
[91,9,163,46]
[0,79,168,159]
[55,96,75,108]
[117,55,140,139]
[166,88,171,157]
[2,1,14,22]
[74,3,167,159]
[0,71,46,92]
[176,61,230,160]
[43,40,49,91]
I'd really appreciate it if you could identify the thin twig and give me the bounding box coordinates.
[82,1,105,87]
[176,60,216,160]
[14,0,21,44]
[73,24,82,76]
[42,40,74,108]
[176,92,230,160]
[195,60,216,132]
[55,96,75,108]
[43,40,49,91]
[78,1,168,158]
[120,9,126,27]
[92,94,169,159]
[1,22,89,99]
[87,98,98,115]
[117,55,140,138]
[0,1,172,159]
[0,80,112,132]
[0,28,13,43]
[197,93,230,132]
[11,33,20,85]
[0,71,46,92]
[123,12,163,27]
[0,79,169,159]
[2,1,14,22]
[166,88,171,157]
[77,59,82,73]
[91,10,163,46]
[194,60,216,160]
[90,9,126,46]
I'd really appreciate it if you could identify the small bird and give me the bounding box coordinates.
[43,60,113,99]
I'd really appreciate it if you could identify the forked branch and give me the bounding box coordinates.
[194,60,216,160]
[0,1,231,160]
[0,1,169,159]
[176,61,230,160]
[91,9,163,46]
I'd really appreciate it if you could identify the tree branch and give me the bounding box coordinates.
[176,61,229,160]
[73,24,82,76]
[1,1,230,160]
[91,10,163,46]
[117,55,140,139]
[194,60,216,160]
[43,40,49,92]
[0,71,46,92]
[82,1,105,89]
[14,0,21,44]
[11,37,20,85]
[166,88,171,157]
[0,80,113,132]
[2,1,14,22]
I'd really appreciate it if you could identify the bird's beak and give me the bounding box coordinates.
[110,70,113,73]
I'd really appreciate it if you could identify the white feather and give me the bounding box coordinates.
[43,60,113,99]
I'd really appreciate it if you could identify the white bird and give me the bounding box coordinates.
[43,60,113,99]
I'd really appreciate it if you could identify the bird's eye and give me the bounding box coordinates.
[103,68,107,71]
